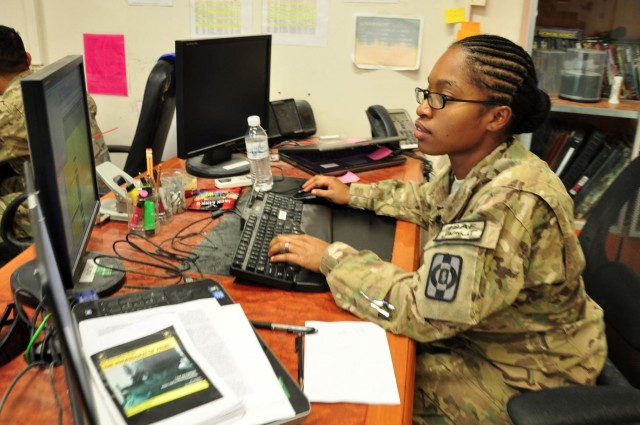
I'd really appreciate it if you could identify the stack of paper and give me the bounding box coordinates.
[79,300,296,425]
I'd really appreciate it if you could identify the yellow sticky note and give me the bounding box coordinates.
[445,8,466,24]
[456,21,481,40]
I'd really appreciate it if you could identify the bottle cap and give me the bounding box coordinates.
[248,115,260,126]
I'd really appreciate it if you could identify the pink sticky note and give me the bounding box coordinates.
[83,34,128,96]
[368,146,393,161]
[338,171,360,184]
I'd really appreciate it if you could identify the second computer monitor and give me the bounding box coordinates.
[175,35,272,178]
[15,55,124,305]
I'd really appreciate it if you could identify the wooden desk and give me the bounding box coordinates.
[0,157,422,425]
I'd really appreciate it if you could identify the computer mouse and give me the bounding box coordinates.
[293,184,329,201]
[292,191,318,201]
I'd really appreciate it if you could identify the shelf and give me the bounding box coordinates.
[549,97,640,159]
[550,97,640,120]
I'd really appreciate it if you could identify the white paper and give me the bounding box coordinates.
[79,299,295,424]
[262,0,329,47]
[190,0,252,37]
[83,315,244,425]
[303,321,400,404]
[128,0,172,5]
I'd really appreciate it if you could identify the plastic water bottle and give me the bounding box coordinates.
[244,115,273,192]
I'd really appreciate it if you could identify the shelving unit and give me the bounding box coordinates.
[549,97,640,158]
[524,0,640,159]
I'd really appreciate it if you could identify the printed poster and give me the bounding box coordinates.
[353,15,423,70]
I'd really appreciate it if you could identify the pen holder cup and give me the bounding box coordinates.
[157,187,173,225]
[161,173,187,215]
[126,190,162,236]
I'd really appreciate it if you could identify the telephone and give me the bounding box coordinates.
[366,105,418,150]
[268,98,316,142]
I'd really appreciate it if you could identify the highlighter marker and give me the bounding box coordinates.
[130,189,147,226]
[143,198,156,235]
[126,183,139,203]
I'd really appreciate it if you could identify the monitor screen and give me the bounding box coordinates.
[175,35,272,178]
[14,55,124,305]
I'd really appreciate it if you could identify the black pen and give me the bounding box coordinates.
[295,334,304,390]
[251,321,317,334]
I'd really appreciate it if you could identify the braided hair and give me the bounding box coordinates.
[452,34,550,135]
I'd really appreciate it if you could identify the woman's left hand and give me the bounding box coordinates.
[268,234,330,273]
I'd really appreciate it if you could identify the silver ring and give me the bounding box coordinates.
[284,241,290,253]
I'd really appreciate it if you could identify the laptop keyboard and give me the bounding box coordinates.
[73,279,226,321]
[230,191,328,292]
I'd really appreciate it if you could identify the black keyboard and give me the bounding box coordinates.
[230,191,329,292]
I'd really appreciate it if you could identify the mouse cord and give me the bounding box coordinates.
[169,214,217,258]
[0,360,58,422]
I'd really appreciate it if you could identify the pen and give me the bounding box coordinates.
[251,321,317,334]
[295,334,304,390]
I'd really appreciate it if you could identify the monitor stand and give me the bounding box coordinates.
[10,252,125,308]
[185,145,251,178]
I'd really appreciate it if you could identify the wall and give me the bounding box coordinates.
[5,0,527,158]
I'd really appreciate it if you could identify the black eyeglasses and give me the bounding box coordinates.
[415,87,505,109]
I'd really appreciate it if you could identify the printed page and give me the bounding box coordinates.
[84,315,243,425]
[79,298,295,424]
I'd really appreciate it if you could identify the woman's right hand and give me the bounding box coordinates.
[301,175,350,205]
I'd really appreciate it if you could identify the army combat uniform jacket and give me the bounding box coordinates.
[319,140,606,392]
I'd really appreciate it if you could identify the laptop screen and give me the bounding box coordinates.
[26,162,100,424]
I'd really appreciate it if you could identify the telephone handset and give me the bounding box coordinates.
[366,105,418,150]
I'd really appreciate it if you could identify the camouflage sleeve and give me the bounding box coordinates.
[322,190,564,343]
[0,94,30,164]
[348,179,435,227]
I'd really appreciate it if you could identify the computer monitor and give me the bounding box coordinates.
[175,35,272,178]
[11,55,124,307]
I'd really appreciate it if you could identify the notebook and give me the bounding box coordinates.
[28,176,310,424]
[278,135,406,176]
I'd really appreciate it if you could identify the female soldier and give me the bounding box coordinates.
[269,34,606,424]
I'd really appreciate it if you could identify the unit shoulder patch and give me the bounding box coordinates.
[435,220,485,241]
[425,253,462,302]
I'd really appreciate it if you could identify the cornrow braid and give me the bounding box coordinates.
[453,34,550,135]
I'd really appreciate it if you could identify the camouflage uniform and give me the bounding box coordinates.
[319,140,607,424]
[0,69,110,242]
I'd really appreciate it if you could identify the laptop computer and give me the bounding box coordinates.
[277,136,406,176]
[27,167,310,424]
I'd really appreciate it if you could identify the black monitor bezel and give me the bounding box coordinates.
[174,35,272,177]
[21,55,101,289]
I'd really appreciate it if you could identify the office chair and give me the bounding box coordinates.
[108,56,176,178]
[0,192,30,267]
[507,156,640,425]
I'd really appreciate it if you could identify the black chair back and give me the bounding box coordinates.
[578,156,640,387]
[122,58,176,177]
